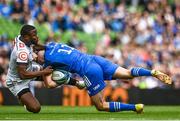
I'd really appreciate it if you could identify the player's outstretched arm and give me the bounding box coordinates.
[17,64,53,80]
[43,74,85,89]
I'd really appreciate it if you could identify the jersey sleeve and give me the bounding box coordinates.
[16,49,29,63]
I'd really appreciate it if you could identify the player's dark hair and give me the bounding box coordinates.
[20,25,36,36]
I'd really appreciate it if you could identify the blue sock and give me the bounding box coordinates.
[131,67,152,77]
[109,102,135,112]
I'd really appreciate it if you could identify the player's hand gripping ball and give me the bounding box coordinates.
[52,69,70,85]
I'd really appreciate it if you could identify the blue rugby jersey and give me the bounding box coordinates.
[44,42,91,76]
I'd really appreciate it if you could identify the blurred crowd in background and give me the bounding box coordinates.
[0,0,180,89]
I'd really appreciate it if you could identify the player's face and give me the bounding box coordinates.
[28,29,38,45]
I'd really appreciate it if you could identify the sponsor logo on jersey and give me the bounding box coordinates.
[19,42,25,48]
[18,52,28,61]
[93,84,100,91]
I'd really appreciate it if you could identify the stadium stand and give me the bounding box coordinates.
[0,0,180,90]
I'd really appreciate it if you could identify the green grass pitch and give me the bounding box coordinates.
[0,106,180,120]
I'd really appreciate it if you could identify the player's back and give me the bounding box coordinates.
[45,42,91,76]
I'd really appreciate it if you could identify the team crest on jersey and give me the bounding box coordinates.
[18,52,28,61]
[19,42,25,48]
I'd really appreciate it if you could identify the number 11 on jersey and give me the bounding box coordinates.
[58,44,74,54]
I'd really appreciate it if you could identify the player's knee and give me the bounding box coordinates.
[32,105,41,113]
[26,105,41,113]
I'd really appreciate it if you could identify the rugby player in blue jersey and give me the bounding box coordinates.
[37,42,172,113]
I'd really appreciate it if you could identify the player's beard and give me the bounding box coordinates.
[26,40,37,47]
[26,39,37,47]
[31,39,38,45]
[26,41,32,47]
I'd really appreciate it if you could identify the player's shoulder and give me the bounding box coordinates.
[46,42,57,46]
[45,42,62,52]
[13,36,31,59]
[14,35,27,51]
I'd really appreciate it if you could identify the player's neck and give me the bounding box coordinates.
[19,36,31,47]
[19,36,25,43]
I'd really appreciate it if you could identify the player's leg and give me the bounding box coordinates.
[93,55,138,79]
[84,62,144,113]
[6,80,41,113]
[18,89,41,113]
[113,67,172,84]
[90,89,144,113]
[93,55,171,84]
[112,67,153,79]
[112,66,133,79]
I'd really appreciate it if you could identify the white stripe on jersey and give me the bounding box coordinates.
[83,76,92,87]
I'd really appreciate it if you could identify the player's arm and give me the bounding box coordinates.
[16,49,53,80]
[42,73,57,88]
[66,77,85,89]
[17,63,53,80]
[42,74,85,89]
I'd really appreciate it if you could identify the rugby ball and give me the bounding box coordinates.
[52,70,70,85]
